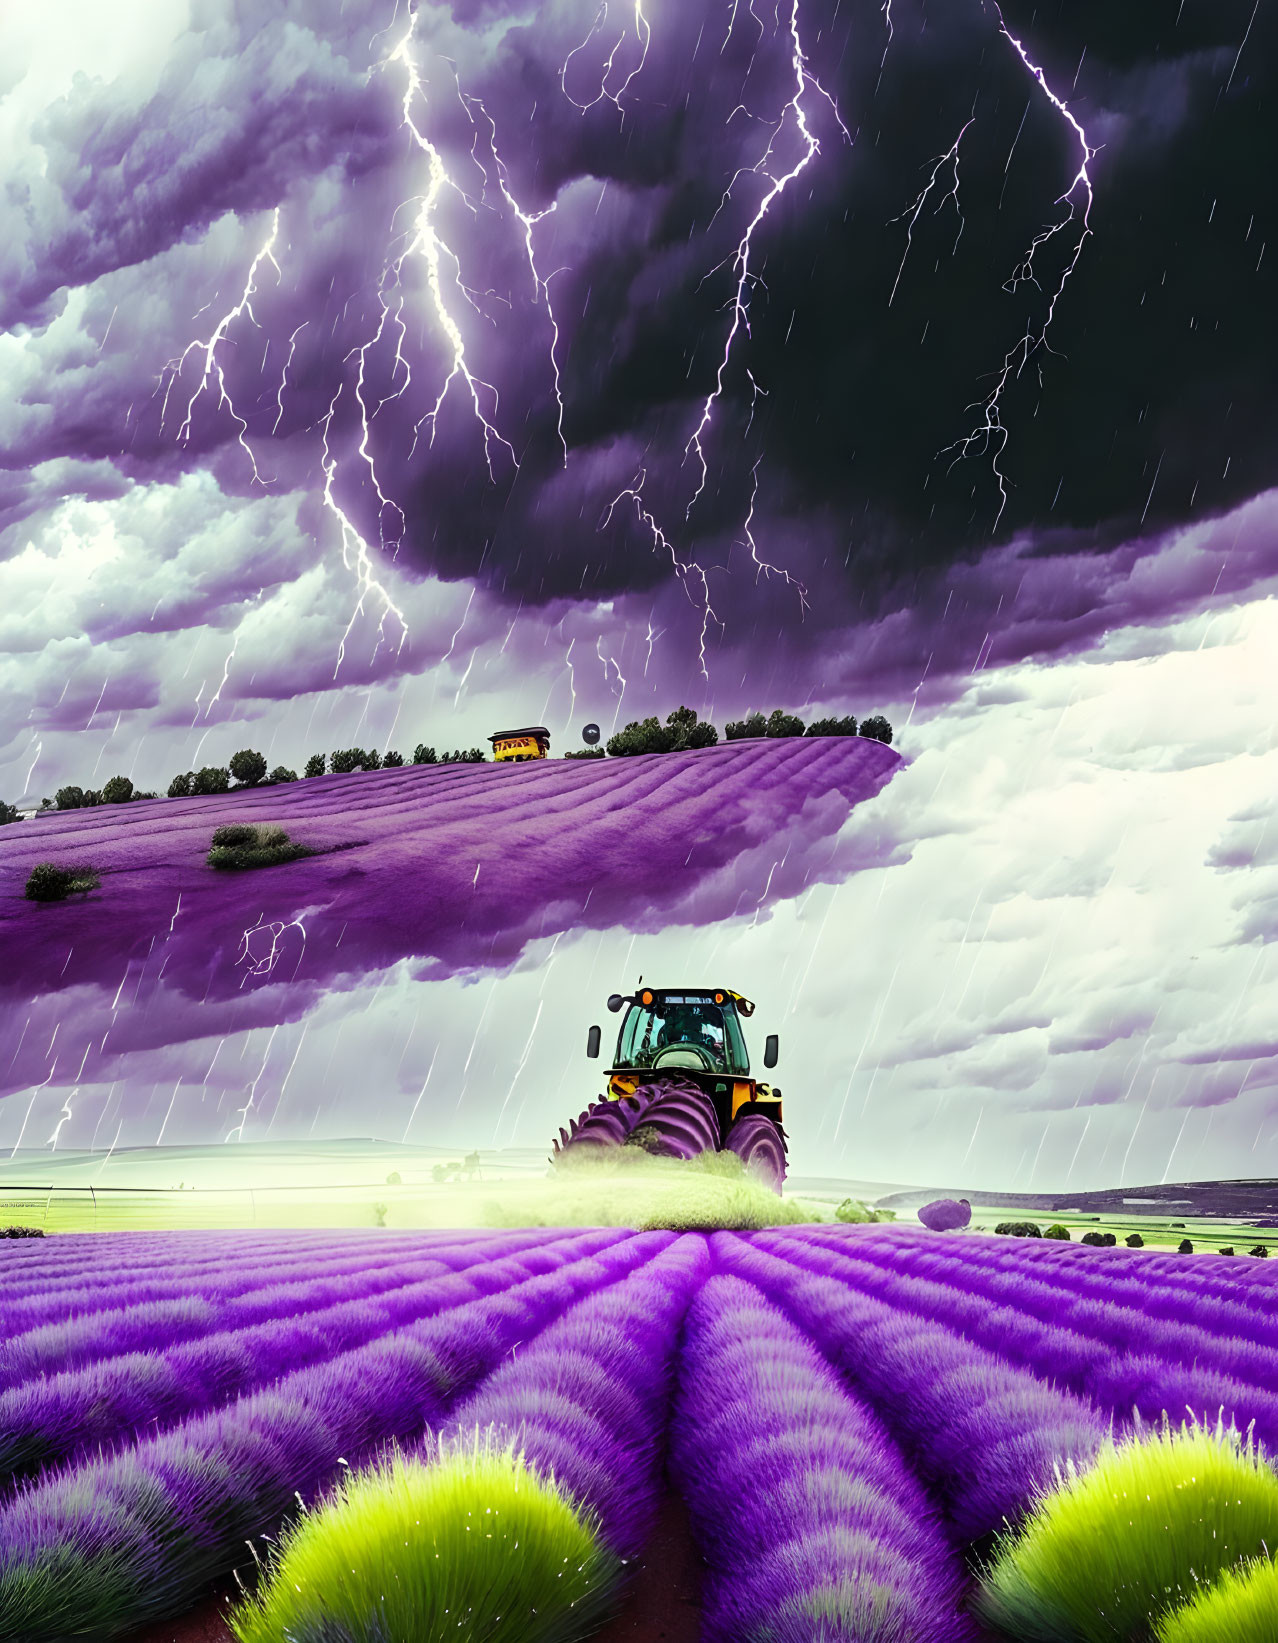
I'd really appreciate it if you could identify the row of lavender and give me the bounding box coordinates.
[3,1225,1278,1640]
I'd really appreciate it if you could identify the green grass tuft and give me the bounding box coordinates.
[207,822,312,870]
[976,1421,1278,1643]
[1155,1555,1278,1643]
[229,1439,621,1643]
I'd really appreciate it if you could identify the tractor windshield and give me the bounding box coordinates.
[616,997,750,1075]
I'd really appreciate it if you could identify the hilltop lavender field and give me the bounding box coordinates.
[0,739,898,1097]
[3,1223,1278,1642]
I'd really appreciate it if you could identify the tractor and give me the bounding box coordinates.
[551,986,788,1189]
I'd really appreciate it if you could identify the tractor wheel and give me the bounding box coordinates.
[724,1114,788,1192]
[552,1095,645,1161]
[622,1078,721,1160]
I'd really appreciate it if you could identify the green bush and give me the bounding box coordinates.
[207,823,311,871]
[1082,1231,1117,1247]
[412,744,438,764]
[859,714,894,744]
[995,1221,1043,1238]
[805,715,858,736]
[363,748,383,771]
[229,749,268,786]
[191,766,230,795]
[228,1442,620,1643]
[1155,1551,1278,1643]
[1043,1224,1072,1240]
[330,747,368,774]
[1125,1232,1145,1247]
[764,707,805,737]
[383,749,405,767]
[0,801,21,825]
[100,774,134,804]
[1,1225,45,1237]
[268,766,297,784]
[55,785,86,810]
[835,1198,895,1223]
[303,753,326,778]
[25,862,101,902]
[441,748,486,763]
[1179,1238,1194,1253]
[564,748,606,759]
[167,772,193,798]
[976,1423,1278,1643]
[724,712,768,740]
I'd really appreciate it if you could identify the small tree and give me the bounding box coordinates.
[330,748,367,774]
[101,775,134,804]
[765,708,805,738]
[1124,1232,1144,1248]
[268,766,298,784]
[168,772,193,798]
[806,715,858,737]
[82,790,102,806]
[363,749,383,771]
[724,713,768,740]
[859,714,894,745]
[0,801,21,825]
[383,750,404,768]
[191,767,230,795]
[386,1171,402,1186]
[431,1163,450,1184]
[412,745,438,764]
[1178,1238,1194,1254]
[303,754,326,779]
[55,786,86,810]
[229,749,268,787]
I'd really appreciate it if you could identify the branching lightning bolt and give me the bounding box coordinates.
[561,0,652,120]
[888,114,973,307]
[237,914,308,983]
[604,475,721,679]
[943,6,1097,529]
[159,207,282,485]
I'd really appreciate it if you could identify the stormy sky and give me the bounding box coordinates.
[1,0,1275,1188]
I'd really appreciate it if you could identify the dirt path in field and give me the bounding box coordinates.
[122,1492,704,1643]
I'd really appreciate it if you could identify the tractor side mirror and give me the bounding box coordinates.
[763,1033,779,1069]
[606,994,625,1013]
[586,1025,602,1059]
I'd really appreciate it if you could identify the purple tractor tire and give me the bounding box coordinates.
[724,1114,788,1192]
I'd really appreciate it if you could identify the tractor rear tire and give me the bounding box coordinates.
[552,1095,645,1159]
[623,1078,721,1160]
[724,1114,788,1192]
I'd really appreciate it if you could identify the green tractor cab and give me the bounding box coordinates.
[555,986,787,1189]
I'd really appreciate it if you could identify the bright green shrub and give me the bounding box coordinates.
[995,1221,1042,1238]
[835,1198,894,1223]
[976,1422,1278,1643]
[229,1442,620,1643]
[1043,1224,1072,1240]
[100,774,134,804]
[1155,1554,1278,1643]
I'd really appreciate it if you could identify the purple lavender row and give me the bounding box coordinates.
[670,1271,980,1642]
[720,1234,1107,1543]
[776,1228,1278,1400]
[448,1233,711,1561]
[772,1229,1278,1444]
[0,1229,549,1389]
[0,1231,593,1487]
[0,1226,497,1295]
[0,1228,485,1317]
[0,1229,672,1643]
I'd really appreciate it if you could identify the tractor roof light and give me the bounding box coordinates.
[640,989,654,1006]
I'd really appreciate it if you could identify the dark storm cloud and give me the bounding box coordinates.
[4,0,1272,671]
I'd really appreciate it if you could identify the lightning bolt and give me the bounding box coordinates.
[237,914,308,982]
[560,0,652,120]
[384,16,519,480]
[943,5,1097,529]
[226,1025,279,1143]
[159,207,282,485]
[604,474,721,679]
[887,114,974,307]
[740,457,808,608]
[596,636,628,729]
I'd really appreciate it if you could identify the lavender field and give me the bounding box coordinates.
[3,1223,1278,1642]
[0,738,899,1106]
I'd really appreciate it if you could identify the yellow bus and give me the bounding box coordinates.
[489,726,551,762]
